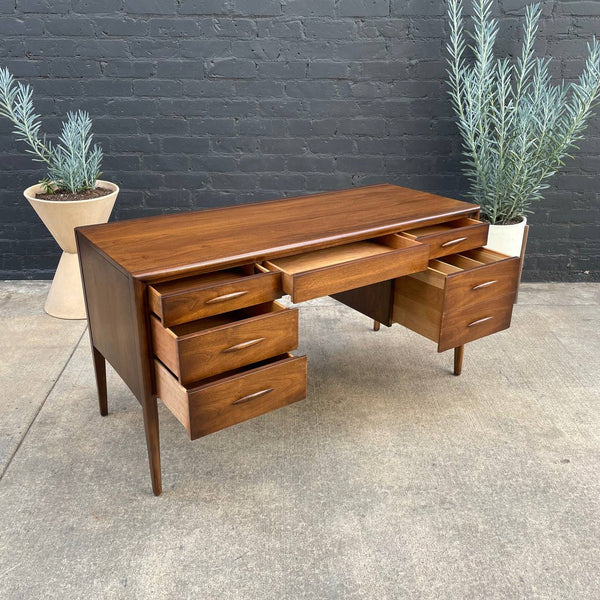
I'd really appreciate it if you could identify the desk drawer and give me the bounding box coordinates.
[151,301,298,385]
[148,267,281,327]
[439,248,520,310]
[263,235,428,303]
[439,295,514,351]
[400,218,488,259]
[393,247,518,351]
[155,354,307,439]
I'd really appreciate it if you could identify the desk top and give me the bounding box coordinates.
[78,184,478,282]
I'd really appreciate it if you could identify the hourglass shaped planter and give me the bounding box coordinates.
[24,180,119,320]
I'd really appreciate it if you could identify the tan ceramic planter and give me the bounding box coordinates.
[24,180,119,320]
[485,216,528,257]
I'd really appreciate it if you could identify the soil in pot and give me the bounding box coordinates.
[35,186,112,201]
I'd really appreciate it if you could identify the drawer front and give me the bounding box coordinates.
[444,255,520,311]
[438,295,514,352]
[151,304,299,385]
[149,270,281,327]
[401,218,489,259]
[265,237,428,303]
[155,354,307,440]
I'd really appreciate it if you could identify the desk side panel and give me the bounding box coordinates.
[78,232,144,400]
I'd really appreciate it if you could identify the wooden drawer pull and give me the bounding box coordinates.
[441,236,468,248]
[205,290,248,304]
[467,316,494,327]
[222,337,266,353]
[472,280,498,290]
[232,388,274,405]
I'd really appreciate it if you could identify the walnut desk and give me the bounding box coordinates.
[76,184,520,495]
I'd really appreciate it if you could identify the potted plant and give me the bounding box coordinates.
[446,0,600,256]
[0,67,118,319]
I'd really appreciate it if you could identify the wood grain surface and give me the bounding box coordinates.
[77,184,479,281]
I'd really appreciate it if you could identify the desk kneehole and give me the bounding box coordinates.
[262,234,429,303]
[393,247,520,352]
[151,301,298,385]
[155,353,307,440]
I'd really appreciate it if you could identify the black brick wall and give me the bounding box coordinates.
[1,0,598,281]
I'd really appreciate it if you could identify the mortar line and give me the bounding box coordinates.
[0,327,88,482]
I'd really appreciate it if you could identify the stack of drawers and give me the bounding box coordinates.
[393,219,520,351]
[147,215,519,441]
[148,267,306,439]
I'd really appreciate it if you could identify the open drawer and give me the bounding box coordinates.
[151,301,298,385]
[155,353,307,440]
[262,235,429,303]
[148,266,281,327]
[393,247,519,352]
[399,217,488,259]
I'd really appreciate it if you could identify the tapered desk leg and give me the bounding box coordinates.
[142,395,162,496]
[92,347,108,416]
[453,345,464,376]
[373,320,381,331]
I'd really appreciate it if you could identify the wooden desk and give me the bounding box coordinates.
[76,184,519,495]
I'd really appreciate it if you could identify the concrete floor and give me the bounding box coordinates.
[0,281,599,599]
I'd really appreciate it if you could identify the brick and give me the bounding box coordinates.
[143,154,190,170]
[156,61,205,79]
[239,154,286,171]
[189,118,236,136]
[285,80,340,99]
[230,40,283,60]
[391,0,444,17]
[103,60,156,78]
[212,18,257,37]
[232,0,281,16]
[129,39,179,58]
[96,17,150,36]
[123,0,176,14]
[287,155,334,172]
[260,138,307,154]
[338,0,389,17]
[206,58,256,78]
[26,38,77,56]
[0,17,44,35]
[111,135,160,152]
[358,18,408,38]
[260,99,305,117]
[284,0,335,17]
[182,79,235,96]
[257,19,303,38]
[18,0,70,12]
[179,0,229,14]
[0,0,15,12]
[303,19,357,39]
[150,18,201,37]
[133,79,183,96]
[180,39,231,58]
[138,118,189,134]
[338,118,385,136]
[237,119,286,136]
[76,40,130,58]
[256,61,307,79]
[72,0,122,13]
[308,61,353,79]
[44,16,94,36]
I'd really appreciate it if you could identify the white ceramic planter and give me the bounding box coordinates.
[485,216,528,257]
[24,180,119,320]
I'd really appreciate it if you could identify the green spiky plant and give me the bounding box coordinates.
[0,67,103,195]
[447,0,600,225]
